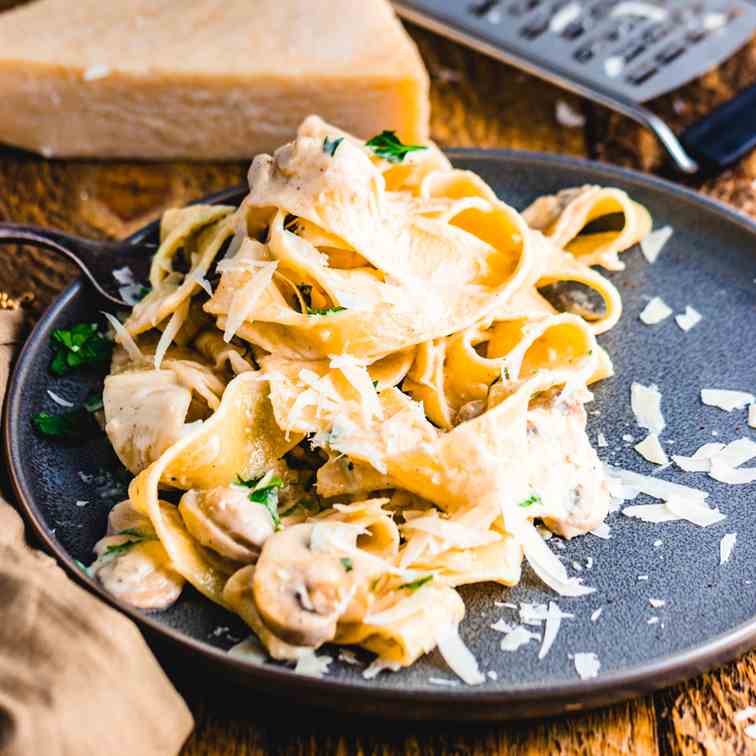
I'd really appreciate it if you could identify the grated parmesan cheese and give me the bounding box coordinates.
[597,431,608,448]
[293,651,333,678]
[605,464,709,503]
[640,225,673,263]
[639,297,672,325]
[720,533,737,564]
[223,260,278,342]
[675,306,702,332]
[549,2,582,33]
[228,636,267,664]
[590,608,603,622]
[701,389,755,412]
[604,56,624,78]
[362,658,401,679]
[649,598,665,608]
[103,311,143,363]
[437,624,485,686]
[573,652,600,680]
[47,389,74,408]
[491,621,540,652]
[622,498,725,527]
[647,617,659,625]
[631,382,665,434]
[710,463,756,485]
[612,2,667,21]
[634,433,669,466]
[539,601,570,660]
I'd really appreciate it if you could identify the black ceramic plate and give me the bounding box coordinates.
[4,151,756,721]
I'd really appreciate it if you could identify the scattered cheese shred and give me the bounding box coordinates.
[639,297,672,325]
[437,624,485,686]
[749,405,756,429]
[634,433,669,466]
[103,311,143,363]
[672,442,725,472]
[293,651,333,678]
[223,260,278,342]
[597,431,608,448]
[362,658,401,679]
[639,225,673,263]
[631,382,665,434]
[710,463,756,485]
[490,621,540,652]
[623,498,725,527]
[701,389,755,412]
[590,523,612,539]
[720,533,737,564]
[675,306,702,332]
[605,465,709,503]
[649,598,665,608]
[228,636,267,664]
[47,389,74,408]
[539,601,571,660]
[573,652,601,680]
[590,608,603,622]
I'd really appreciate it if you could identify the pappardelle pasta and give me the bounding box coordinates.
[90,116,651,682]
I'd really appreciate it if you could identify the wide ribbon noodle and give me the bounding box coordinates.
[95,116,653,683]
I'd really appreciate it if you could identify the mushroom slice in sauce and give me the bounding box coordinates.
[179,485,275,563]
[252,522,378,647]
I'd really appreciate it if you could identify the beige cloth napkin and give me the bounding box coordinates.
[0,308,194,756]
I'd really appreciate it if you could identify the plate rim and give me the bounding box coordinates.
[4,148,756,719]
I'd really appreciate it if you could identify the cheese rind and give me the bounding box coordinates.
[0,0,429,159]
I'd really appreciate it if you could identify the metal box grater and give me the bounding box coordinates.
[393,0,756,174]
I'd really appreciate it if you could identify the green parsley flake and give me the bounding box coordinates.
[50,322,112,376]
[365,131,427,164]
[236,472,285,530]
[323,136,344,157]
[399,574,433,591]
[307,306,347,316]
[103,529,155,558]
[518,494,542,508]
[340,558,353,572]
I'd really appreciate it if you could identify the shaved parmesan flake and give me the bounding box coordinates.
[640,225,673,263]
[622,504,679,523]
[749,405,756,429]
[605,465,708,503]
[329,354,382,421]
[654,539,663,547]
[590,523,611,539]
[639,297,673,325]
[637,575,648,581]
[634,433,669,466]
[47,389,74,408]
[713,438,756,469]
[597,431,608,448]
[735,706,756,722]
[746,724,756,740]
[647,617,659,625]
[519,603,549,626]
[154,300,188,369]
[720,533,737,564]
[75,500,88,508]
[338,650,360,666]
[672,442,725,472]
[612,2,667,22]
[591,608,603,622]
[701,389,755,412]
[710,463,756,485]
[403,515,500,550]
[437,624,484,685]
[362,658,401,679]
[488,671,498,680]
[429,677,459,687]
[675,306,702,332]
[573,652,600,680]
[702,12,727,30]
[112,266,134,285]
[665,497,726,527]
[555,99,585,128]
[550,2,582,33]
[119,283,148,306]
[539,601,569,660]
[631,382,665,434]
[228,636,267,664]
[649,599,665,608]
[294,651,332,678]
[491,621,540,652]
[103,311,143,363]
[604,56,624,78]
[223,260,278,342]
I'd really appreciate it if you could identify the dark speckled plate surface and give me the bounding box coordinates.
[4,151,756,720]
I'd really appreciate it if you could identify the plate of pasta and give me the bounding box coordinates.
[5,117,756,720]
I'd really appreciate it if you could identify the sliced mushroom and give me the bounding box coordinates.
[90,537,184,611]
[252,522,377,647]
[179,485,275,563]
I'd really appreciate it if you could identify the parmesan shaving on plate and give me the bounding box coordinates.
[720,533,736,564]
[573,652,600,680]
[622,498,725,527]
[549,2,582,33]
[102,311,143,363]
[539,601,571,660]
[749,405,756,429]
[672,442,725,472]
[675,306,702,332]
[640,226,673,263]
[338,650,360,666]
[701,389,755,412]
[649,599,665,608]
[634,433,669,466]
[228,636,267,664]
[597,431,608,448]
[590,523,612,539]
[590,608,603,622]
[612,1,668,21]
[709,463,756,485]
[437,624,485,686]
[631,382,665,434]
[490,621,540,652]
[605,465,709,503]
[47,389,74,408]
[639,297,672,325]
[362,659,401,680]
[293,651,333,678]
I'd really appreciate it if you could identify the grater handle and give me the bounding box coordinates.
[679,84,756,175]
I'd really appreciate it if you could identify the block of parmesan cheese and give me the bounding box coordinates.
[0,0,429,159]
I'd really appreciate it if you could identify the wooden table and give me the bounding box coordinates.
[1,9,755,752]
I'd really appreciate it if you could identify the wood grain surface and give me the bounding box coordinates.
[1,4,755,752]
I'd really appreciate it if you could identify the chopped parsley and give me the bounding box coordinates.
[503,366,511,381]
[365,130,427,164]
[372,380,379,389]
[340,557,354,572]
[49,322,112,376]
[32,390,104,440]
[323,136,344,157]
[307,306,346,316]
[399,574,433,591]
[103,528,155,558]
[235,472,285,530]
[518,494,542,508]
